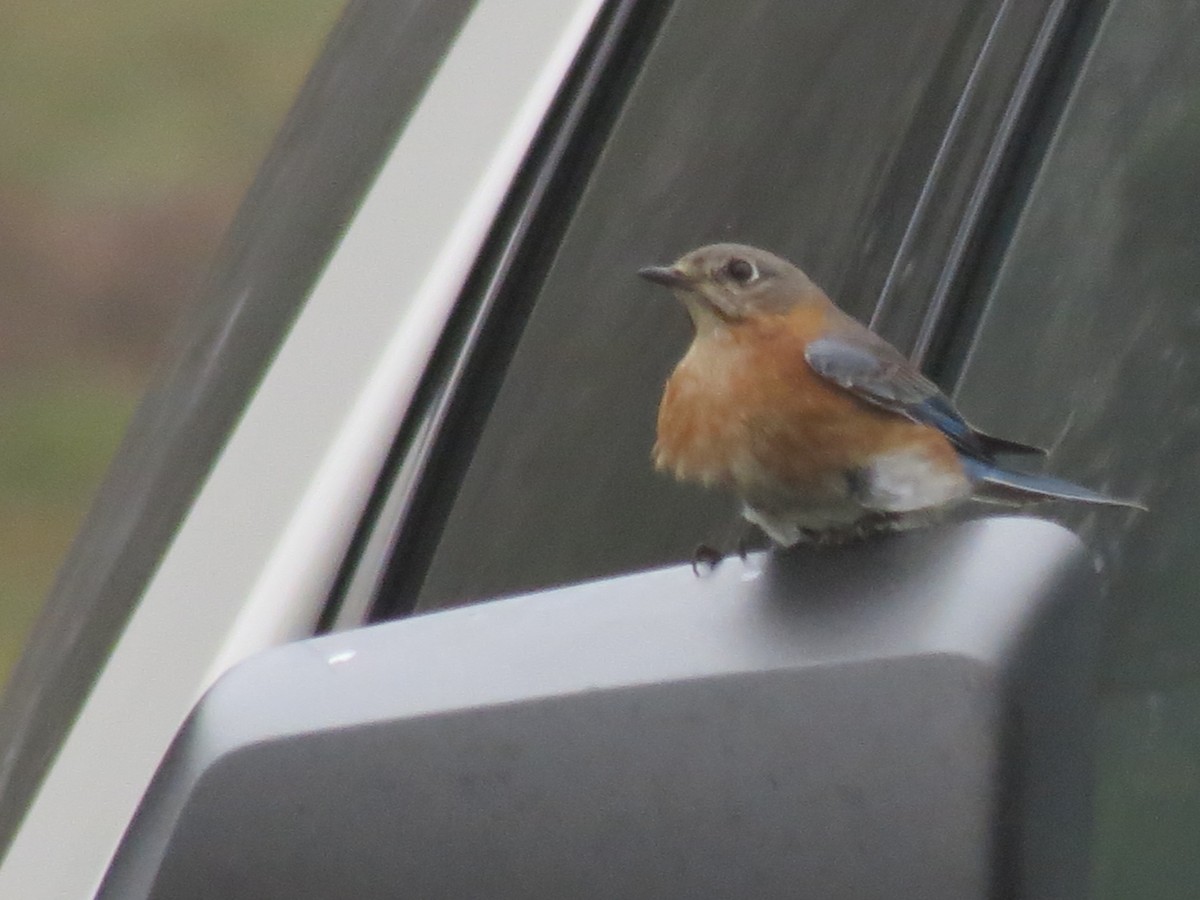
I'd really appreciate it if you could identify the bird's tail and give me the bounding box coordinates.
[969,428,1046,459]
[959,458,1147,510]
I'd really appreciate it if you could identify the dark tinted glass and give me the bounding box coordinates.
[950,0,1200,894]
[413,0,1005,611]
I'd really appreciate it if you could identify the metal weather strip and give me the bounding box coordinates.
[0,0,606,896]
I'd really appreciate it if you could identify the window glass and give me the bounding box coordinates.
[411,0,1002,611]
[950,0,1200,894]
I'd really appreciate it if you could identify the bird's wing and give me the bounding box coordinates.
[803,332,990,456]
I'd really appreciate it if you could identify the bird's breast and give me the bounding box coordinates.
[654,333,752,487]
[654,313,958,502]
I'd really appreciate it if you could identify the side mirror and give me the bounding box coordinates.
[100,517,1098,899]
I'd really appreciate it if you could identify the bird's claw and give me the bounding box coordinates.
[735,533,753,561]
[691,543,724,576]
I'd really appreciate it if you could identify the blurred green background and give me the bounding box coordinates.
[0,0,346,684]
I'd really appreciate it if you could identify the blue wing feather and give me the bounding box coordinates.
[803,333,1039,459]
[804,332,1141,508]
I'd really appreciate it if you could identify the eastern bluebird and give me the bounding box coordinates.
[639,242,1144,548]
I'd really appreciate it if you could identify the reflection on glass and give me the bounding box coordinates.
[0,0,343,685]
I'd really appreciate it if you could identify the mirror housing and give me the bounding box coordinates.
[101,517,1098,899]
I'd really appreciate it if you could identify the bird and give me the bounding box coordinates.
[639,242,1144,550]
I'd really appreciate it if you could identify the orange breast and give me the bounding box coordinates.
[654,307,957,494]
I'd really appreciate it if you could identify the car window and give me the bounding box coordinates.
[375,0,1024,614]
[948,0,1200,894]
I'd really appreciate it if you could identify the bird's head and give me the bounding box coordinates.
[639,243,824,333]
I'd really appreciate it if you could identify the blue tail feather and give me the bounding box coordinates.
[959,457,1146,510]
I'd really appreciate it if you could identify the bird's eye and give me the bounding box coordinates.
[724,257,756,284]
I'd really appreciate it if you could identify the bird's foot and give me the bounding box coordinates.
[735,522,768,560]
[735,534,752,562]
[691,543,725,576]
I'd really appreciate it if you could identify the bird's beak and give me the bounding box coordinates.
[638,265,691,289]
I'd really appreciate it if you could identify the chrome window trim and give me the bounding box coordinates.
[0,0,605,895]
